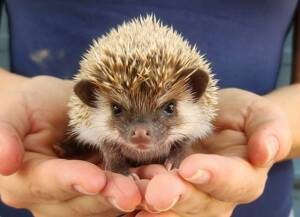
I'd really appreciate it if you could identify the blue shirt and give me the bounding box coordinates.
[2,0,297,216]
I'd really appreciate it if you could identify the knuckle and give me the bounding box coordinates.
[182,153,201,165]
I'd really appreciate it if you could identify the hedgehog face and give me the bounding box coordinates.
[105,97,213,155]
[107,100,179,152]
[72,70,214,156]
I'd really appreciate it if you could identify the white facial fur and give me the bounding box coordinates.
[72,96,118,147]
[165,98,213,145]
[73,104,172,161]
[71,94,213,162]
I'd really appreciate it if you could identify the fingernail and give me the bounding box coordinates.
[266,136,279,163]
[143,203,160,214]
[144,199,170,214]
[73,184,98,195]
[152,196,179,212]
[108,197,135,212]
[182,169,211,184]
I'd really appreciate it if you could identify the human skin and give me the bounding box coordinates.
[0,74,141,217]
[132,88,292,217]
[266,84,300,159]
[0,70,295,217]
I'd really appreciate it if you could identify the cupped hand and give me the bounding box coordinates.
[133,88,292,217]
[0,76,141,217]
[0,76,73,174]
[0,152,141,217]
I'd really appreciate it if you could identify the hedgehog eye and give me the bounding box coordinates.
[111,104,123,115]
[163,101,176,115]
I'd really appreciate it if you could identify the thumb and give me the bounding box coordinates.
[0,92,29,175]
[246,100,292,167]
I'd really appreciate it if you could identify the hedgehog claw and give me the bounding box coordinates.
[164,162,174,171]
[129,172,140,181]
[52,143,66,157]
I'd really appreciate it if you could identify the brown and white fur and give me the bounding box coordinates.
[63,15,218,174]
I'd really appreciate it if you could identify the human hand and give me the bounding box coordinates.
[133,88,291,217]
[0,76,141,216]
[0,75,72,174]
[0,152,141,217]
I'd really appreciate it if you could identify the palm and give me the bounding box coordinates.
[16,76,73,155]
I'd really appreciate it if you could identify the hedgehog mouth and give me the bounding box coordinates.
[115,135,171,153]
[126,142,153,151]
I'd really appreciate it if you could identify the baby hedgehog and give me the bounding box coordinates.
[64,15,218,174]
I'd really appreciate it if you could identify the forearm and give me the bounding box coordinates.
[0,68,28,91]
[265,84,300,159]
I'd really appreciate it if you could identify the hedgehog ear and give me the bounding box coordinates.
[74,80,98,108]
[184,69,209,101]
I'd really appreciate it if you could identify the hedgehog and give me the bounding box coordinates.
[59,15,218,175]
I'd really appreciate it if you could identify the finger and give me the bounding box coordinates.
[136,210,233,217]
[60,194,120,217]
[0,122,24,175]
[67,172,141,214]
[0,154,107,202]
[124,211,140,217]
[24,129,59,156]
[32,172,142,216]
[0,92,30,175]
[246,100,292,166]
[144,173,185,212]
[136,210,180,217]
[144,172,234,216]
[178,154,266,203]
[136,179,149,200]
[101,172,142,212]
[135,179,150,211]
[213,89,291,166]
[31,197,120,217]
[134,164,168,179]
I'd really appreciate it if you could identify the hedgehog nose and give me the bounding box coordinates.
[130,126,151,145]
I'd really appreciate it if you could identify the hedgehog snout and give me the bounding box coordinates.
[128,124,153,149]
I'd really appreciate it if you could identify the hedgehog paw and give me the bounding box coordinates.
[128,172,140,181]
[164,161,174,171]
